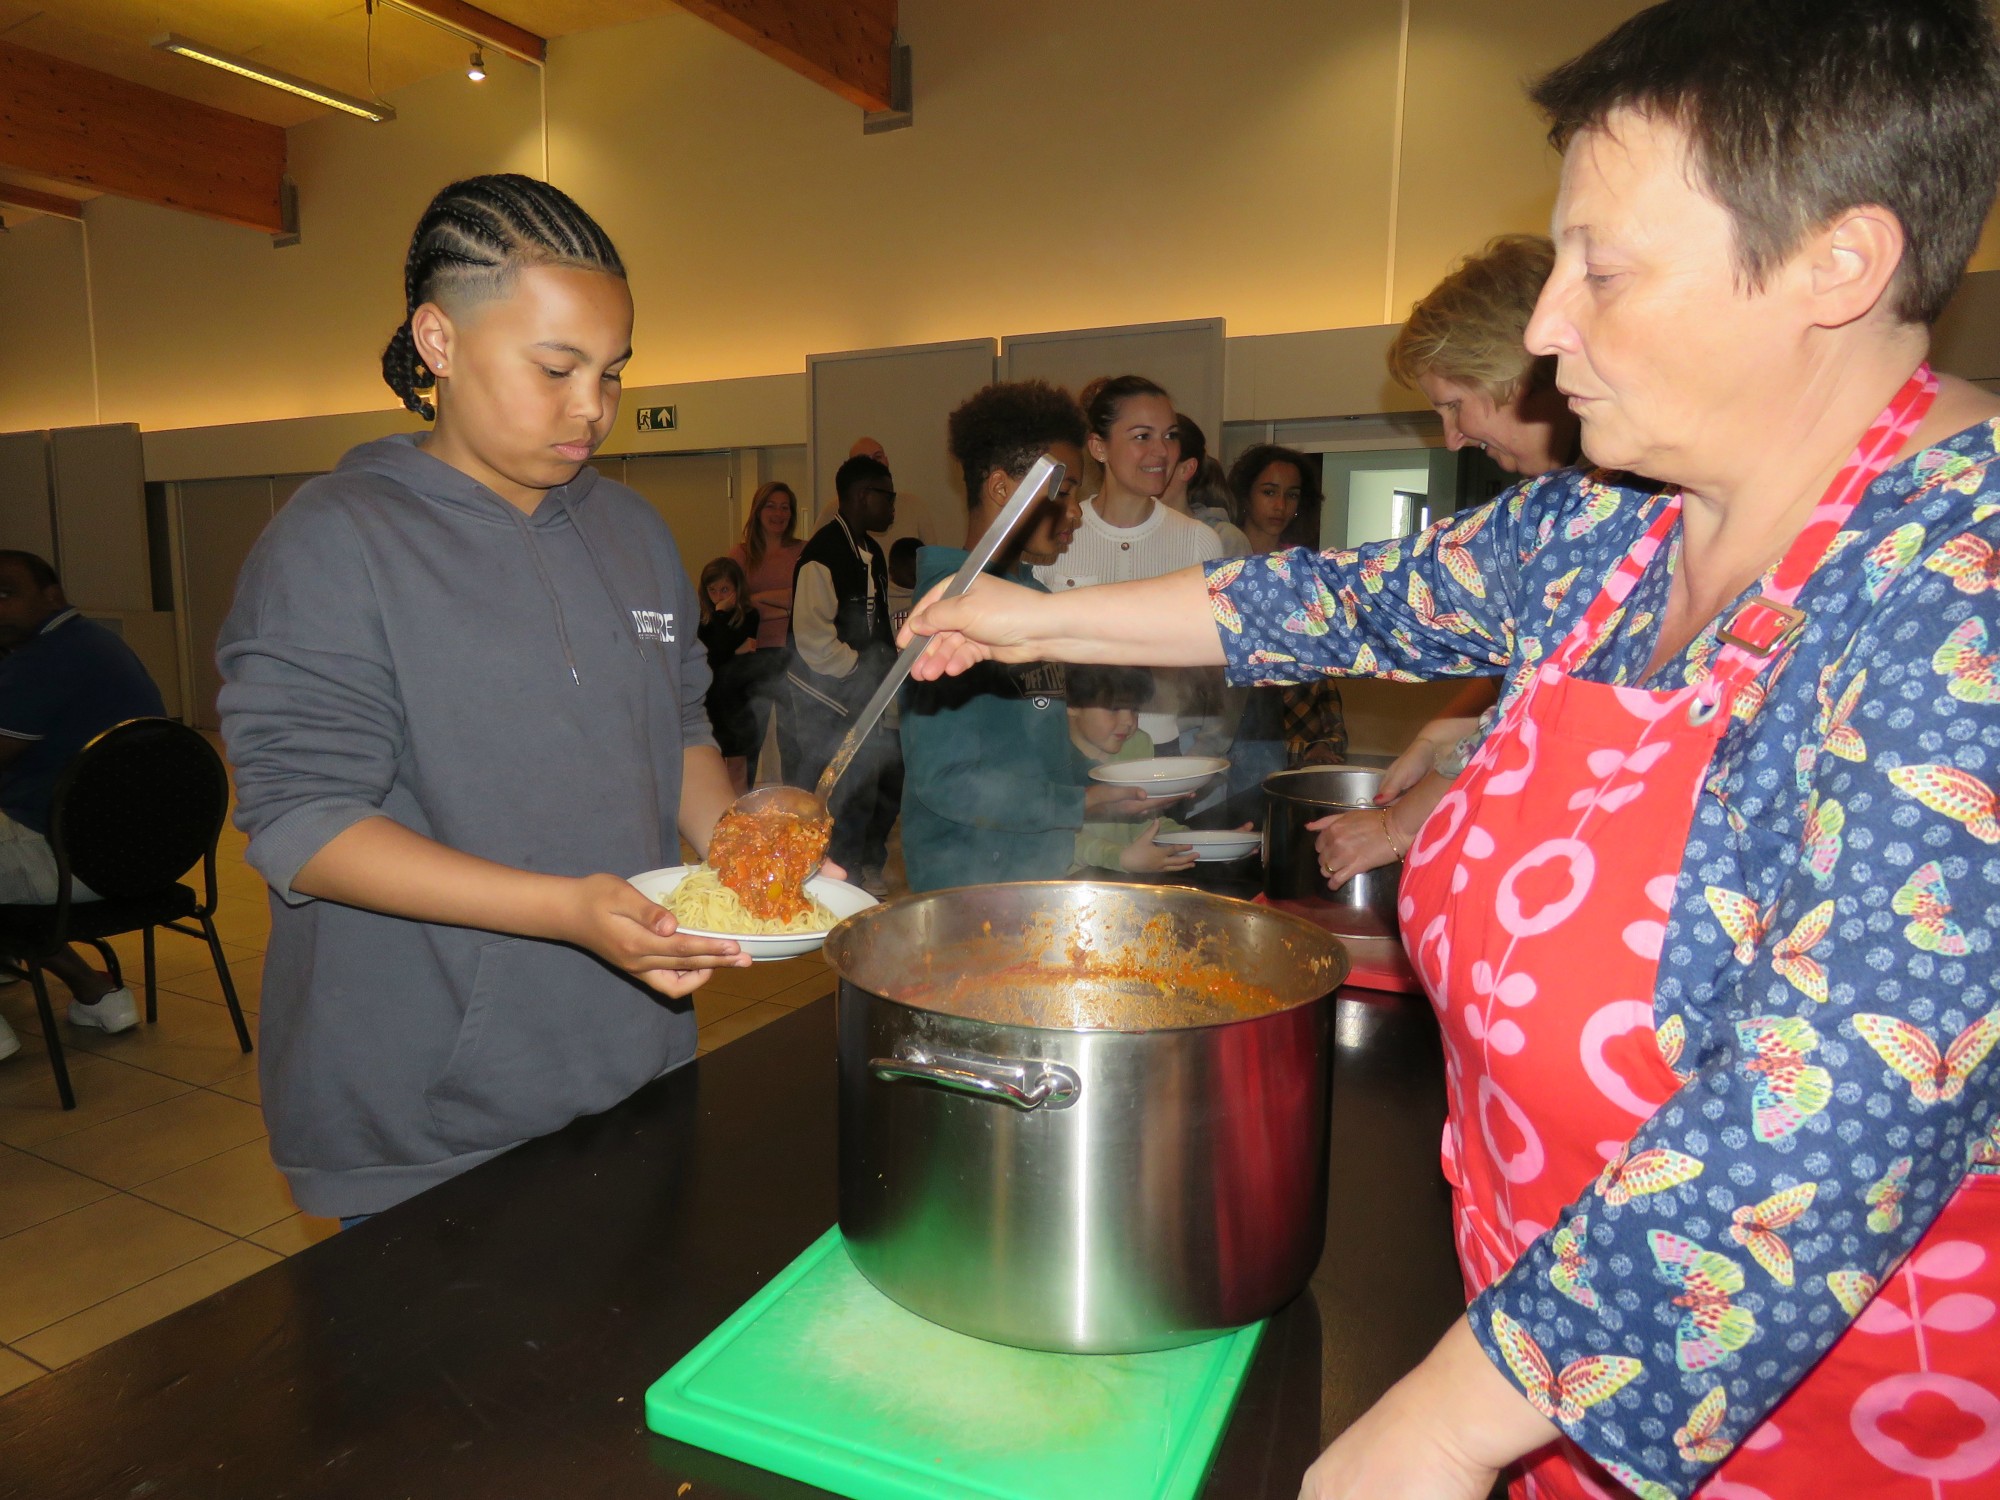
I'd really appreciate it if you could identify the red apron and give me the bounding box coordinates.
[1400,366,2000,1499]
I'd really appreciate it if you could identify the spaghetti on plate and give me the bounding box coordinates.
[666,866,838,936]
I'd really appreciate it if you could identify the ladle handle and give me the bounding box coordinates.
[813,454,1066,807]
[870,1045,1082,1110]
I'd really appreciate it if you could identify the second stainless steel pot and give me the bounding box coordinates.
[1262,765,1401,935]
[827,882,1350,1354]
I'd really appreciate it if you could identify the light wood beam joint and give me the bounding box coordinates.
[674,0,897,113]
[0,39,285,233]
[380,0,548,66]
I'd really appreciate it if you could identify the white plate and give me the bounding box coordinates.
[627,865,877,962]
[1087,755,1229,798]
[1153,829,1261,862]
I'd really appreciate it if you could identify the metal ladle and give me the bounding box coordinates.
[729,453,1067,829]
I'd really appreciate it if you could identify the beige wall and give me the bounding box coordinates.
[2,0,1996,440]
[0,217,97,430]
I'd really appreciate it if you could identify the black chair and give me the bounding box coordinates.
[0,718,251,1109]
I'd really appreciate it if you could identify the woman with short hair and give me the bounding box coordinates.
[907,4,2000,1494]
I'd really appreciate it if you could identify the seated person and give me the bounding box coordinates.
[901,381,1159,891]
[1065,664,1195,875]
[0,551,166,1058]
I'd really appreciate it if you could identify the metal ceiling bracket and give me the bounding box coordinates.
[861,43,912,134]
[272,176,301,249]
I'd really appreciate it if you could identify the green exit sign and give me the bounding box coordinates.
[635,405,677,433]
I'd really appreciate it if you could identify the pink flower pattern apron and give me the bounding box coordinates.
[1400,367,2000,1499]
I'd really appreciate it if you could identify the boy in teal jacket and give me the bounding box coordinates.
[900,382,1159,891]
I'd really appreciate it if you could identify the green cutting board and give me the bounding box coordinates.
[645,1228,1264,1500]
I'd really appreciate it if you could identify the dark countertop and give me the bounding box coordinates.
[0,980,1460,1500]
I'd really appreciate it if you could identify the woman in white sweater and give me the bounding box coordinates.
[1035,375,1222,746]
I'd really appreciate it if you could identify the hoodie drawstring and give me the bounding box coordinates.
[557,493,669,854]
[506,504,583,686]
[560,493,651,666]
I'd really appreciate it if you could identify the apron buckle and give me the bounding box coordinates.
[1718,596,1807,657]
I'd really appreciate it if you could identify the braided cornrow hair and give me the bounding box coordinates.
[381,174,626,420]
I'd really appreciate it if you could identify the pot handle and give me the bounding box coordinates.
[869,1045,1081,1110]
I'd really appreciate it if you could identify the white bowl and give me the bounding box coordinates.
[1087,756,1229,798]
[627,864,877,962]
[1154,829,1261,862]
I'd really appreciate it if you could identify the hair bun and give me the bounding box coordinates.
[380,321,436,421]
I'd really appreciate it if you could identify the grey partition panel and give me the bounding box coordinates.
[1935,267,2000,383]
[1000,320,1225,455]
[0,431,53,559]
[180,478,277,731]
[807,339,997,549]
[622,451,737,593]
[50,424,150,612]
[272,473,322,510]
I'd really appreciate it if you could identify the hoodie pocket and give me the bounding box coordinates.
[424,937,690,1156]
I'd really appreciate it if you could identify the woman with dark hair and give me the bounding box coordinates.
[1227,442,1320,552]
[1224,446,1346,785]
[219,175,749,1224]
[908,4,2000,1494]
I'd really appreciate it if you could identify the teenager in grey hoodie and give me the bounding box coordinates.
[218,177,750,1219]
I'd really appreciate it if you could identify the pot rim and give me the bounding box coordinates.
[1262,765,1386,812]
[839,980,1336,1036]
[824,880,1351,1034]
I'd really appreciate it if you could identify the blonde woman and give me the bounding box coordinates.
[727,481,803,651]
[1315,235,1581,886]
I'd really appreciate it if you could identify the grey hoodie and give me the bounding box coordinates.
[218,436,714,1217]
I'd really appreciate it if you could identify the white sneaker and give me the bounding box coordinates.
[0,1013,18,1061]
[68,987,139,1034]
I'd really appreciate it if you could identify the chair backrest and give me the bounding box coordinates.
[48,719,229,901]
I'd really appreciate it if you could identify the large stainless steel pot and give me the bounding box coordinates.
[1263,765,1401,935]
[826,882,1350,1354]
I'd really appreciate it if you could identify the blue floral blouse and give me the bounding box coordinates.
[1205,419,2000,1496]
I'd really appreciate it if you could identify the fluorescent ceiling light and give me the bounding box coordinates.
[153,34,396,122]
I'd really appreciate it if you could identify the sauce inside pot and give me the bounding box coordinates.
[899,959,1294,1031]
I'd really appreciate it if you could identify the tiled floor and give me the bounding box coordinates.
[0,799,843,1399]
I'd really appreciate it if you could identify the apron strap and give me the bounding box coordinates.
[1702,362,1938,700]
[1545,494,1682,676]
[1544,364,1938,693]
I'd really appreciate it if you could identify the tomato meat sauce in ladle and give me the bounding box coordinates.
[713,454,1069,915]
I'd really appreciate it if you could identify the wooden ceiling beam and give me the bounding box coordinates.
[381,0,547,67]
[0,184,85,221]
[673,0,897,113]
[0,40,285,234]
